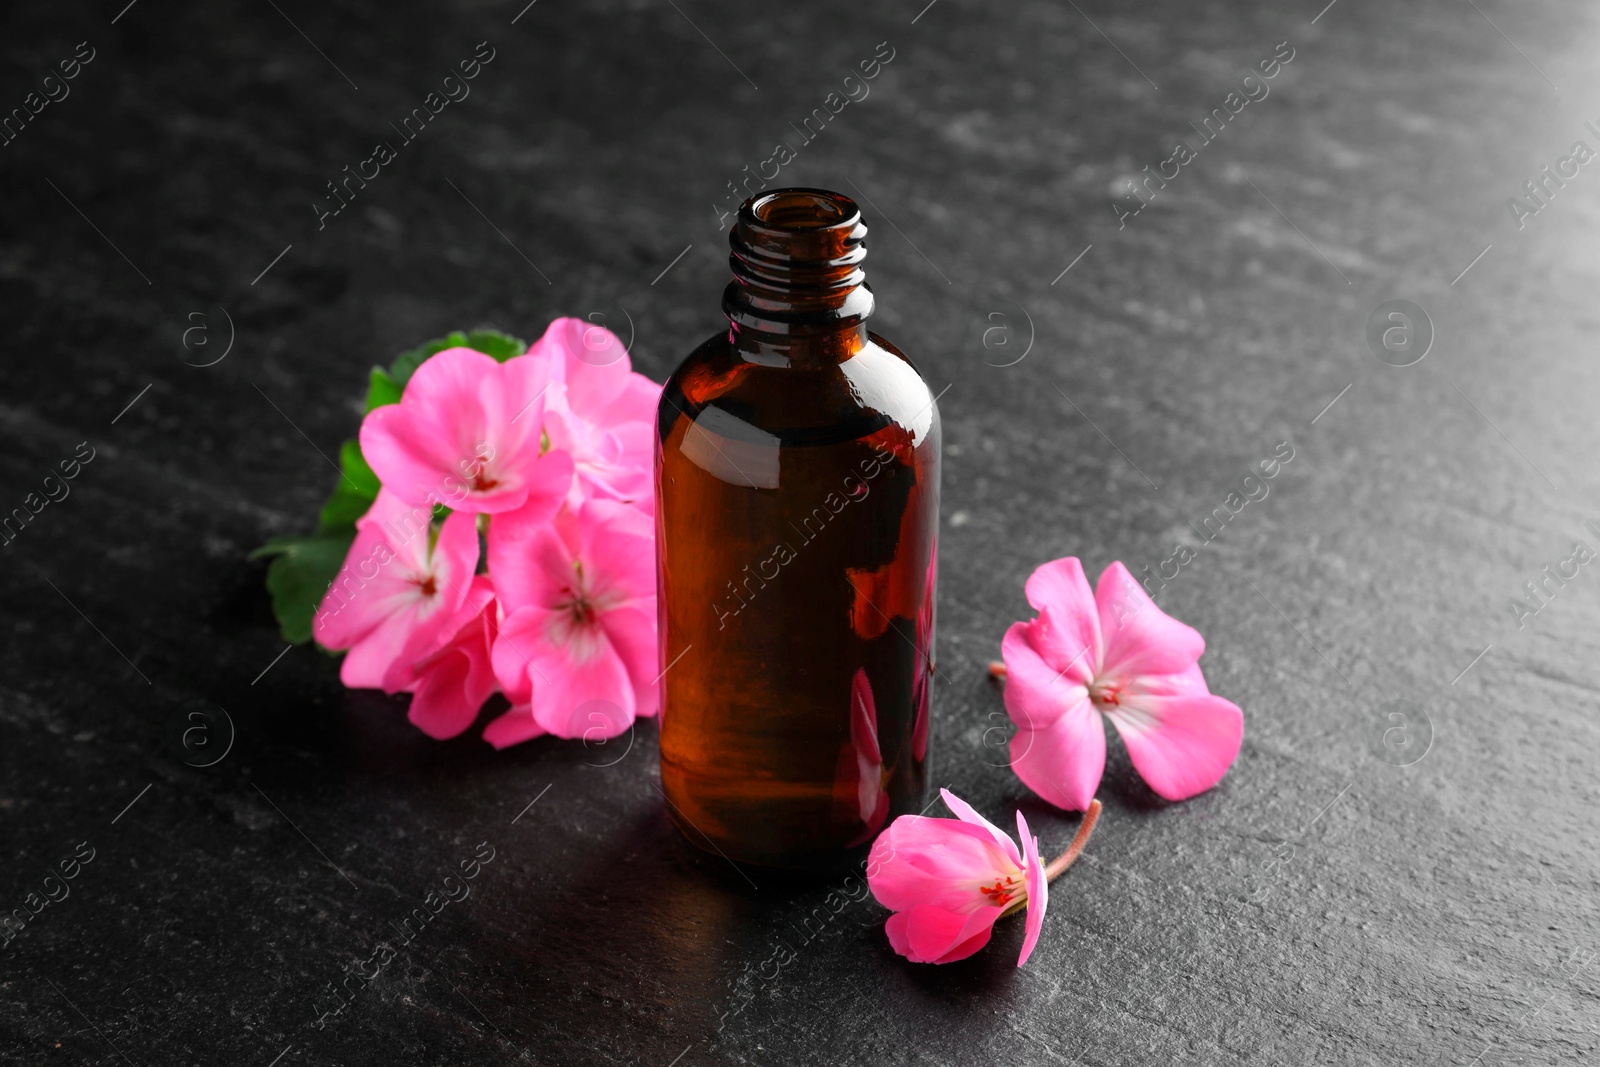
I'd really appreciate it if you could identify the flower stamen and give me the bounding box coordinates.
[1088,679,1122,707]
[980,879,1019,906]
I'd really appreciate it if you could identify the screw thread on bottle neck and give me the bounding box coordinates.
[723,188,874,362]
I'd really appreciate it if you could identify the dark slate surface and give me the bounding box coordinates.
[2,0,1597,1063]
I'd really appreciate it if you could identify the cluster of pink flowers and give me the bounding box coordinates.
[311,319,661,747]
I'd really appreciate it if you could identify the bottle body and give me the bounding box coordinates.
[655,189,939,872]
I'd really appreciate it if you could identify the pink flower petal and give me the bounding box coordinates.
[313,529,407,652]
[398,578,498,739]
[1104,691,1243,801]
[511,447,577,529]
[407,623,495,739]
[939,787,1021,867]
[429,507,483,607]
[315,490,450,651]
[1007,683,1105,812]
[339,606,428,689]
[1094,561,1205,680]
[1015,810,1048,967]
[1132,662,1211,698]
[591,420,655,504]
[599,605,659,718]
[551,412,653,507]
[487,498,578,618]
[355,489,439,575]
[374,509,481,688]
[578,500,655,609]
[527,318,654,509]
[536,317,633,416]
[528,623,636,739]
[1022,557,1102,674]
[885,904,1002,964]
[482,703,547,749]
[1001,620,1095,732]
[594,374,662,427]
[385,574,494,686]
[489,605,545,705]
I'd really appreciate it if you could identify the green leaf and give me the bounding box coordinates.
[249,535,354,645]
[363,367,404,412]
[459,329,527,363]
[317,439,381,536]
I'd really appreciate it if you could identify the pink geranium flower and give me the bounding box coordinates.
[313,489,481,690]
[527,318,660,509]
[481,499,657,747]
[1000,557,1243,811]
[386,575,499,739]
[360,346,574,514]
[867,789,1100,966]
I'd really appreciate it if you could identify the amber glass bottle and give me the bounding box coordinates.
[655,188,940,873]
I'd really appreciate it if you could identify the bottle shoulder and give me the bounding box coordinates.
[658,330,939,451]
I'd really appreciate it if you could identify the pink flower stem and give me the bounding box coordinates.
[1043,799,1101,883]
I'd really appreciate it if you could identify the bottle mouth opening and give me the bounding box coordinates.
[730,187,867,277]
[735,188,867,265]
[746,189,857,231]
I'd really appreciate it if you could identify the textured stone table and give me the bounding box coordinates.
[2,0,1596,1063]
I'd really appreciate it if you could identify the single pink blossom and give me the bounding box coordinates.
[527,318,660,509]
[386,575,499,740]
[481,499,657,747]
[1001,557,1243,811]
[867,789,1101,966]
[360,346,574,514]
[313,489,481,690]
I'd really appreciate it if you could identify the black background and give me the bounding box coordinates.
[1,1,1597,1064]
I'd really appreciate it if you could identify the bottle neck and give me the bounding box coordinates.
[721,188,874,366]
